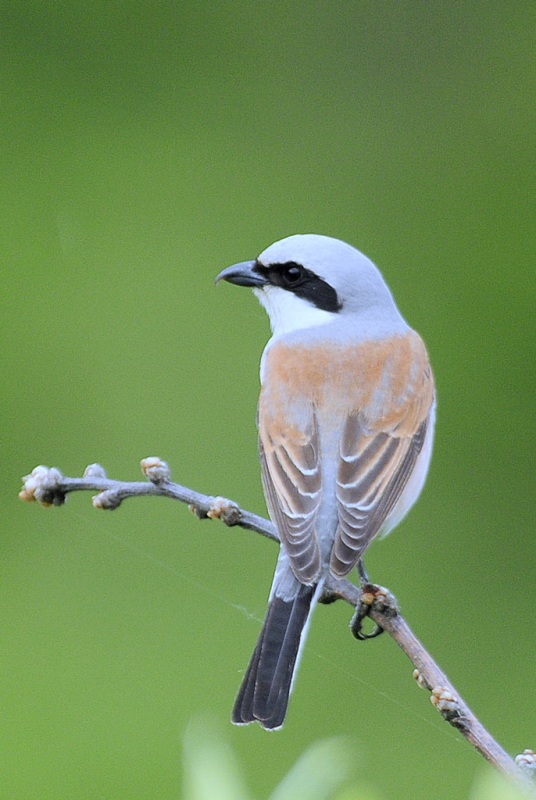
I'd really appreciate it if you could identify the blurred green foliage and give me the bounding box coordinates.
[183,718,527,800]
[183,719,362,800]
[2,2,535,798]
[183,718,529,800]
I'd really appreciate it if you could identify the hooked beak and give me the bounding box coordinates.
[215,260,267,288]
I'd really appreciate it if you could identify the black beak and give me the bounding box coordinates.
[215,260,267,288]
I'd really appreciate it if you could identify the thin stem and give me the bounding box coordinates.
[19,461,535,794]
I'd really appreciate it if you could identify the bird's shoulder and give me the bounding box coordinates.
[259,329,434,442]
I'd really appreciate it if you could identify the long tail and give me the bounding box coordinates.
[232,581,320,730]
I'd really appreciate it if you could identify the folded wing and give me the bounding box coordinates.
[259,411,322,585]
[331,417,428,576]
[330,333,435,577]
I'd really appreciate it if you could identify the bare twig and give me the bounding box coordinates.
[19,460,276,540]
[20,459,535,794]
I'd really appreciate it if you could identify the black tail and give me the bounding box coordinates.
[232,583,317,730]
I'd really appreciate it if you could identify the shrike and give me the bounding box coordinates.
[216,234,435,730]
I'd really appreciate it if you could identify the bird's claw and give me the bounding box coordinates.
[351,583,398,640]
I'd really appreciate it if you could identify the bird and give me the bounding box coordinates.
[216,234,435,730]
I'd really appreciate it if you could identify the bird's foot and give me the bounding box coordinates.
[351,583,398,640]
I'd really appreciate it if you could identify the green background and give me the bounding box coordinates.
[3,2,535,798]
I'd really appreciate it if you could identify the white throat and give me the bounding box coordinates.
[254,285,335,337]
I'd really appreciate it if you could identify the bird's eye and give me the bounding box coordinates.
[280,264,304,285]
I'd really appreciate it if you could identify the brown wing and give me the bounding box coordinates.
[330,417,429,576]
[258,405,322,585]
[330,334,435,577]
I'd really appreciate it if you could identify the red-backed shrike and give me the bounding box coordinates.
[217,234,435,730]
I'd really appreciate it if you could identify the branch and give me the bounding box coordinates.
[20,459,536,794]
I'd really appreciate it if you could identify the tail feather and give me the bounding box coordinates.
[232,583,317,730]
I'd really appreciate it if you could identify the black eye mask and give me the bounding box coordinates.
[255,261,342,313]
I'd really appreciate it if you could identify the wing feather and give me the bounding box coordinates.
[331,416,430,576]
[330,334,434,577]
[259,412,322,584]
